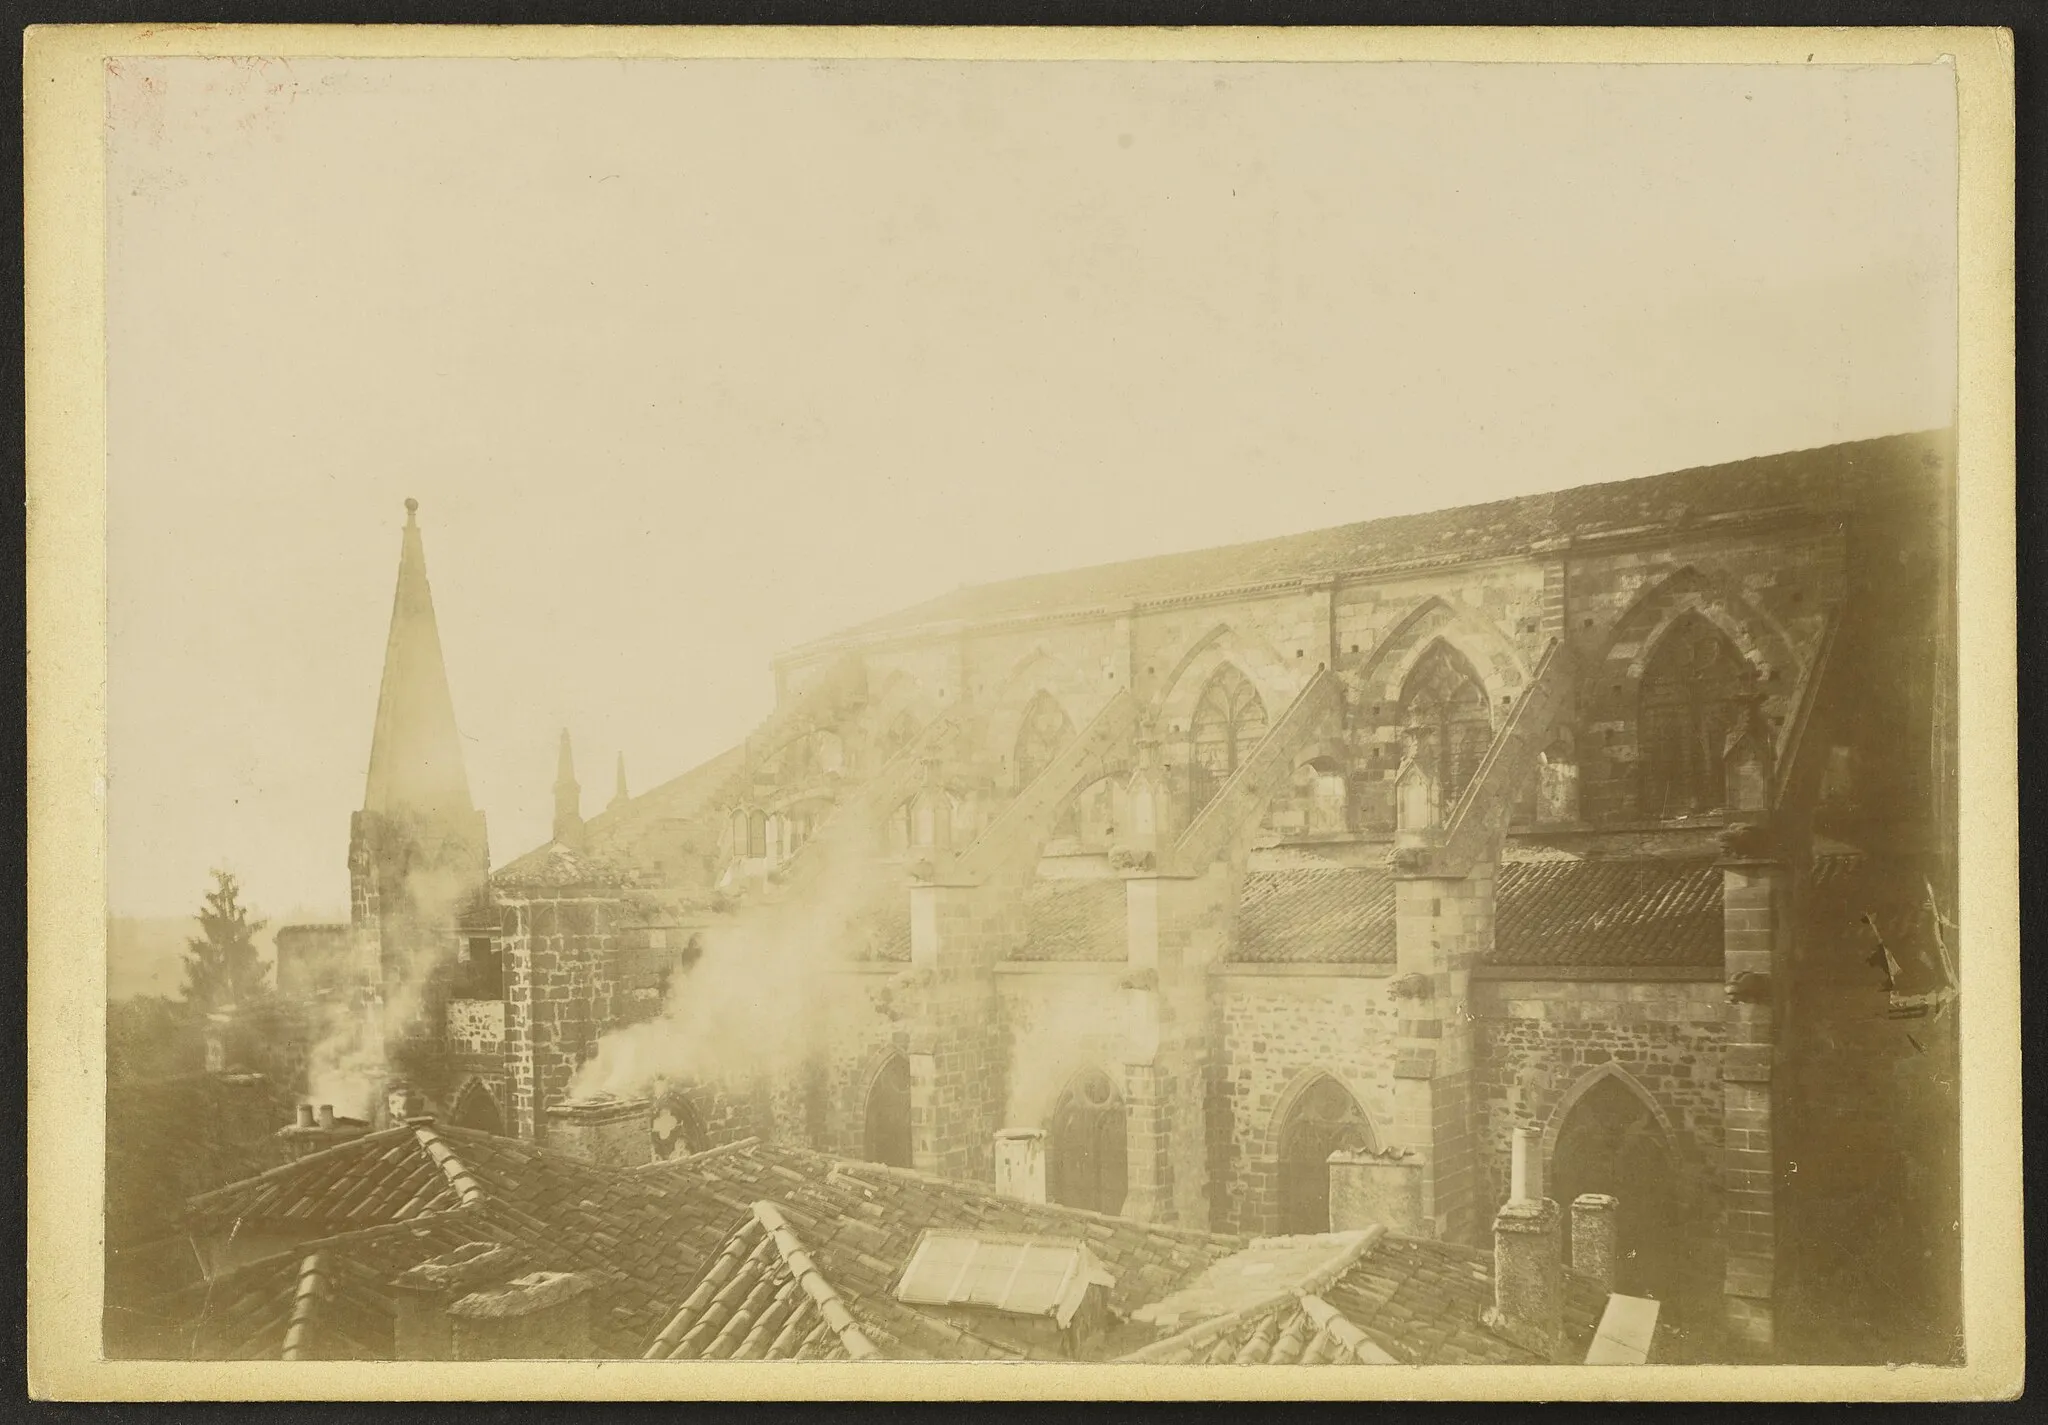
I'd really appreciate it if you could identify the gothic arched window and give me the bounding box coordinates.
[649,1089,709,1161]
[746,809,768,859]
[1014,692,1075,789]
[1399,643,1492,809]
[452,1080,504,1136]
[1188,665,1268,815]
[863,1054,913,1168]
[1551,1075,1680,1308]
[1639,615,1753,819]
[1276,1074,1375,1234]
[1049,1068,1127,1215]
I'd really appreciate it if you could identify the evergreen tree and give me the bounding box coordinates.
[181,870,268,1009]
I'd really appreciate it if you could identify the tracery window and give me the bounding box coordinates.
[1049,1068,1127,1215]
[1188,665,1268,815]
[1276,1075,1375,1234]
[1014,692,1075,789]
[1639,615,1753,818]
[863,1054,913,1168]
[1399,643,1492,808]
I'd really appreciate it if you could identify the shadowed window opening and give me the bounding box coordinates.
[863,1053,913,1168]
[1188,664,1268,816]
[1400,642,1492,808]
[452,1080,503,1136]
[1639,614,1753,818]
[1551,1075,1681,1311]
[1050,1068,1127,1215]
[1277,1074,1375,1234]
[1015,692,1076,789]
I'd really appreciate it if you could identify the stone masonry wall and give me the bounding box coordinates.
[1211,971,1400,1236]
[1473,975,1727,1323]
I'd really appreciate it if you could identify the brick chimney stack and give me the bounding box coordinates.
[1484,1126,1566,1360]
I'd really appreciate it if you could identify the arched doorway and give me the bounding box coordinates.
[863,1053,913,1168]
[1550,1074,1681,1308]
[1049,1068,1127,1215]
[451,1080,503,1136]
[649,1088,709,1161]
[1276,1074,1376,1234]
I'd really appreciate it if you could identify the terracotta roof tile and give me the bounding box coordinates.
[1235,867,1395,963]
[1011,878,1129,961]
[1493,859,1724,967]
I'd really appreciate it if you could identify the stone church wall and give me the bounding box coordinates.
[1209,969,1400,1236]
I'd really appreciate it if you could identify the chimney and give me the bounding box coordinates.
[1327,1146,1426,1235]
[447,1270,598,1360]
[277,1099,371,1160]
[390,1242,523,1361]
[1483,1127,1565,1360]
[545,1094,653,1167]
[993,1128,1048,1203]
[1570,1193,1620,1293]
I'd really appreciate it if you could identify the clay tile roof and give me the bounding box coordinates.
[643,1202,880,1360]
[811,432,1943,647]
[185,1128,462,1234]
[1493,859,1725,967]
[1116,1229,1608,1367]
[1012,879,1129,961]
[1234,867,1396,963]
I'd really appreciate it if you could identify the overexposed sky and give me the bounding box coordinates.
[105,56,1957,918]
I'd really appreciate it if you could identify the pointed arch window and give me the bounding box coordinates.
[1399,643,1492,808]
[1639,615,1754,818]
[863,1054,913,1168]
[1188,665,1268,814]
[1014,692,1076,789]
[1276,1075,1375,1234]
[746,809,768,859]
[1550,1074,1679,1307]
[452,1080,504,1136]
[1049,1068,1127,1215]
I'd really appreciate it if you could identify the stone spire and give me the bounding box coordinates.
[553,729,583,844]
[362,498,474,817]
[610,752,630,813]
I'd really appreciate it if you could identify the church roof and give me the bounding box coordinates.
[1493,858,1726,967]
[362,500,474,818]
[1236,866,1397,963]
[799,431,1946,652]
[1013,878,1130,961]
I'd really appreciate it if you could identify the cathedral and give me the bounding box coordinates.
[275,430,1960,1360]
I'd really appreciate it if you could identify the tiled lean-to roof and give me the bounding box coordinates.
[1235,867,1397,964]
[1228,857,1723,968]
[1493,858,1725,967]
[1012,878,1130,962]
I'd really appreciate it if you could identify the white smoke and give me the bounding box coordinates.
[303,857,473,1121]
[568,817,884,1103]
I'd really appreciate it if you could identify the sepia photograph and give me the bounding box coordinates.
[25,25,2019,1401]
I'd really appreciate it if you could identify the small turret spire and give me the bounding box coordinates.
[553,729,583,844]
[610,752,630,812]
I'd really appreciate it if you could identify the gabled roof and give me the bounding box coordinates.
[805,432,1945,650]
[643,1201,883,1361]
